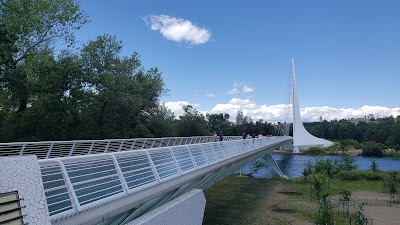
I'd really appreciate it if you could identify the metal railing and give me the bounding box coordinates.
[0,136,241,159]
[38,136,291,222]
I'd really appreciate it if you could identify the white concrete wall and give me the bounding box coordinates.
[0,156,50,225]
[128,189,206,225]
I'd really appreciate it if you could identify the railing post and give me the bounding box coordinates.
[117,140,124,152]
[150,139,156,148]
[69,142,76,157]
[199,145,210,165]
[104,141,111,153]
[145,151,161,183]
[111,155,129,193]
[166,138,171,147]
[46,143,54,159]
[19,144,26,156]
[141,139,147,149]
[169,148,182,175]
[129,140,137,151]
[186,146,198,169]
[88,141,95,155]
[57,160,81,212]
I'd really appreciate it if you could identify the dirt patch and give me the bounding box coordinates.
[245,182,400,225]
[334,190,400,225]
[245,182,314,225]
[347,149,362,156]
[204,176,400,225]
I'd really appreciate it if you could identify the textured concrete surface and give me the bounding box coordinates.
[0,156,50,225]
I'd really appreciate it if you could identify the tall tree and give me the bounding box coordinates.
[0,0,88,112]
[79,34,165,139]
[176,105,209,137]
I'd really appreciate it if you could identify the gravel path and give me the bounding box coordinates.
[250,185,400,225]
[351,191,400,225]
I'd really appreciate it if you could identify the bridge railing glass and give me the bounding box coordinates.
[38,136,292,221]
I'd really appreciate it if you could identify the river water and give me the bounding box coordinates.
[241,154,400,178]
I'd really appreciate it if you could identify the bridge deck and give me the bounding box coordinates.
[36,136,291,225]
[0,136,292,225]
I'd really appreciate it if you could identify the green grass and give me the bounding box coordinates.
[203,175,275,225]
[203,175,386,225]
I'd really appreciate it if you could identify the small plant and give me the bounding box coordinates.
[310,173,330,200]
[352,203,369,225]
[337,155,358,171]
[382,171,400,203]
[370,159,379,172]
[302,160,313,177]
[316,193,334,225]
[338,189,352,216]
[248,159,266,176]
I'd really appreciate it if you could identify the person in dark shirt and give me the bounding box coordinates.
[242,132,247,139]
[219,131,224,141]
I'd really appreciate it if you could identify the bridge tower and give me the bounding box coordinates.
[291,58,333,153]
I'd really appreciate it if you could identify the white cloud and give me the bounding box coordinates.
[211,99,287,122]
[144,15,211,45]
[233,81,242,88]
[164,99,400,123]
[164,101,200,118]
[205,93,215,97]
[242,85,254,93]
[227,82,254,95]
[300,105,400,122]
[227,88,239,95]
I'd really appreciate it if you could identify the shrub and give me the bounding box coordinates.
[336,155,358,171]
[382,171,400,202]
[310,173,330,200]
[303,160,314,177]
[362,170,384,181]
[370,159,379,172]
[303,146,326,156]
[314,158,336,176]
[340,139,362,150]
[336,170,384,181]
[361,145,383,157]
[316,195,334,225]
[336,170,362,180]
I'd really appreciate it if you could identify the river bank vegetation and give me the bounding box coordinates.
[204,156,400,225]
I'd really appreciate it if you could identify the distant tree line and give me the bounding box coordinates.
[0,0,277,142]
[304,117,400,149]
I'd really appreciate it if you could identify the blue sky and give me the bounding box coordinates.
[73,0,400,122]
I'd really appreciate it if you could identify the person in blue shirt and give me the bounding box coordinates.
[219,131,223,141]
[242,132,247,139]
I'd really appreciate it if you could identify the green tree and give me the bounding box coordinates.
[206,112,234,135]
[145,104,176,137]
[176,105,209,137]
[0,0,89,112]
[79,34,165,139]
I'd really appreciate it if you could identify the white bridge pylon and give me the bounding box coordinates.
[291,58,334,153]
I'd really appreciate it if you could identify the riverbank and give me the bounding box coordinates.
[272,149,362,156]
[203,175,400,225]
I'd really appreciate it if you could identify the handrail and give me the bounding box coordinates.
[38,136,291,222]
[0,136,242,159]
